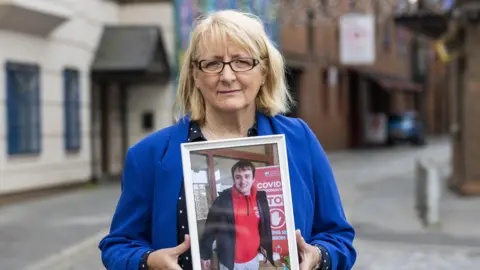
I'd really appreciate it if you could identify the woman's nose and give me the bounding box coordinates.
[220,64,236,82]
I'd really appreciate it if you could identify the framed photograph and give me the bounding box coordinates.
[181,135,299,270]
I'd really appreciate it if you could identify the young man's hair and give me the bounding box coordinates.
[231,159,256,179]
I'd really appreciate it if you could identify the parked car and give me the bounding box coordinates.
[387,111,426,146]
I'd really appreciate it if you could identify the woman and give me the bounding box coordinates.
[99,9,356,270]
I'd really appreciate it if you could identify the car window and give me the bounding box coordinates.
[389,115,402,121]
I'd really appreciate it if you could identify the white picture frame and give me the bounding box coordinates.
[180,134,299,270]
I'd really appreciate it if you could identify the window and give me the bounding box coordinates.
[396,27,408,55]
[142,111,155,131]
[6,62,41,155]
[348,0,356,10]
[64,68,81,151]
[417,41,428,75]
[285,67,301,117]
[317,0,332,16]
[337,71,344,115]
[322,70,329,114]
[382,23,391,51]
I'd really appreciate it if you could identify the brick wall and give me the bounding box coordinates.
[279,0,447,150]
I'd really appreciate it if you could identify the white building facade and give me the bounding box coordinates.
[0,0,175,195]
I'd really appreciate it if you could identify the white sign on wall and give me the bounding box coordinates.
[339,13,376,65]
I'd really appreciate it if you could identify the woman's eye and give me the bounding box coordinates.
[235,59,251,66]
[204,61,221,68]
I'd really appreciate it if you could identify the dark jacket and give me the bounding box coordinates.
[99,112,356,270]
[199,188,274,270]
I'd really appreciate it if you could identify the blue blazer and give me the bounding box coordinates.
[99,112,356,270]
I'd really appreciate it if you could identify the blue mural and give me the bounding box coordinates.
[173,0,280,77]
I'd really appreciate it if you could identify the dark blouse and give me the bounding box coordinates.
[140,121,331,270]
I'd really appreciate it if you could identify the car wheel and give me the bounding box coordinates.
[411,135,426,146]
[387,137,395,146]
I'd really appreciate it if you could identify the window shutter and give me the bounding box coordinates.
[6,66,20,154]
[33,68,41,153]
[74,71,81,150]
[64,69,81,151]
[64,69,70,150]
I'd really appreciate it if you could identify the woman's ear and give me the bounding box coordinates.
[191,65,200,88]
[260,64,268,84]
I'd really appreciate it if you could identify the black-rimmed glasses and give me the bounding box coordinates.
[195,58,259,74]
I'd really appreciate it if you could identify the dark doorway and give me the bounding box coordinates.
[285,66,303,117]
[99,83,110,177]
[369,82,390,114]
[348,72,360,148]
[452,56,466,188]
[96,83,129,182]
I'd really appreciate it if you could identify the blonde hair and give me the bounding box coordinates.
[173,9,293,123]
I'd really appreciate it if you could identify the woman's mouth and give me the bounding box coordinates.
[218,89,240,94]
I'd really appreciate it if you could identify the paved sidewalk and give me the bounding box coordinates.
[330,137,451,226]
[354,239,480,270]
[0,184,120,270]
[336,138,480,241]
[26,237,480,270]
[23,230,108,270]
[4,136,479,270]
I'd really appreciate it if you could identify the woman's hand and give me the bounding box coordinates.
[296,230,321,270]
[147,235,191,270]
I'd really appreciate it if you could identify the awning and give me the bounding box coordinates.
[349,69,423,92]
[0,1,71,37]
[91,25,171,83]
[394,11,451,39]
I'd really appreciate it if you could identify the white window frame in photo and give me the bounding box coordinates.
[180,134,299,270]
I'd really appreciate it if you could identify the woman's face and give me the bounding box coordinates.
[193,40,265,114]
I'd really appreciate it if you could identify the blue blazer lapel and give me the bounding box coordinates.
[256,112,274,136]
[162,115,190,172]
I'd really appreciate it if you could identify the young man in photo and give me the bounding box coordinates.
[199,160,274,270]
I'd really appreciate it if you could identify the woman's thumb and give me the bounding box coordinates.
[174,234,190,254]
[295,230,307,249]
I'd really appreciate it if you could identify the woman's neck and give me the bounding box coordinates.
[202,106,256,140]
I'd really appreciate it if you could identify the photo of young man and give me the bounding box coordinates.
[199,160,275,270]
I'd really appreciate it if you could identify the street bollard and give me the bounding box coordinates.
[415,158,442,227]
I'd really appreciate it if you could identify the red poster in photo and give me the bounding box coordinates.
[255,166,289,263]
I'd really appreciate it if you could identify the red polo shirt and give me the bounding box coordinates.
[232,186,261,263]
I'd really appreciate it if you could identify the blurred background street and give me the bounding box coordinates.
[1,0,480,269]
[2,138,480,270]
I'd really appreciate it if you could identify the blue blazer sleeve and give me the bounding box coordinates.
[98,149,154,270]
[299,119,357,269]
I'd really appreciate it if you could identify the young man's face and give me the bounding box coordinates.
[233,167,254,195]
